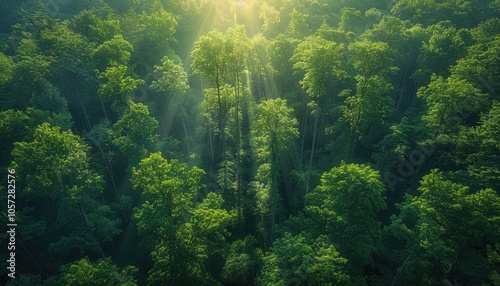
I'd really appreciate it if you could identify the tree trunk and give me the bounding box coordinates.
[235,68,242,228]
[96,143,128,224]
[205,91,215,162]
[440,252,459,284]
[182,119,191,155]
[269,137,278,243]
[215,70,228,191]
[300,105,309,165]
[18,237,49,278]
[81,207,106,259]
[391,248,416,286]
[305,107,318,199]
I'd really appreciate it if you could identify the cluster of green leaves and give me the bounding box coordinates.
[10,123,122,264]
[131,152,233,285]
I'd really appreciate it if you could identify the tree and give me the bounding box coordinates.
[55,257,137,286]
[191,29,228,163]
[252,98,299,243]
[0,107,72,157]
[112,101,158,166]
[222,235,263,286]
[11,123,121,261]
[269,34,300,96]
[9,51,52,109]
[338,7,364,35]
[342,40,398,148]
[390,169,500,284]
[457,101,500,191]
[248,33,272,101]
[224,25,250,227]
[292,35,347,196]
[131,152,232,285]
[361,15,427,115]
[306,162,386,280]
[97,65,144,109]
[69,6,121,43]
[259,2,280,37]
[417,74,486,137]
[28,81,68,114]
[287,8,310,39]
[415,24,467,79]
[123,9,177,67]
[451,19,500,97]
[0,52,13,87]
[92,35,133,72]
[150,56,191,152]
[151,57,188,95]
[258,232,349,286]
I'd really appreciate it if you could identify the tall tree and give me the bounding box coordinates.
[68,6,121,44]
[11,123,122,262]
[252,98,299,244]
[291,35,347,197]
[306,162,386,283]
[389,169,500,285]
[131,152,232,285]
[258,232,349,286]
[112,101,158,166]
[150,56,191,153]
[342,40,398,149]
[191,29,228,163]
[224,25,250,227]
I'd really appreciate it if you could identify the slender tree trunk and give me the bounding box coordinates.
[216,71,225,161]
[235,68,242,228]
[440,252,459,284]
[338,224,348,244]
[300,105,309,165]
[205,92,215,162]
[391,248,416,286]
[270,137,278,243]
[76,88,91,131]
[395,65,410,118]
[81,207,106,259]
[96,143,128,224]
[100,97,109,122]
[18,237,49,278]
[305,107,318,199]
[215,70,227,191]
[182,119,191,155]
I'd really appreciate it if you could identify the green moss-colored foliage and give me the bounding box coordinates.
[258,232,349,286]
[112,101,158,165]
[306,162,386,280]
[56,257,138,286]
[390,170,500,284]
[132,152,232,285]
[1,1,499,285]
[10,123,121,263]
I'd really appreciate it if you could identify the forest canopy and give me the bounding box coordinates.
[1,0,499,285]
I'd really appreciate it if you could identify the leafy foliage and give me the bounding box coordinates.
[57,257,138,286]
[306,162,386,275]
[1,1,499,285]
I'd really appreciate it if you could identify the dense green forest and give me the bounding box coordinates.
[1,0,500,285]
